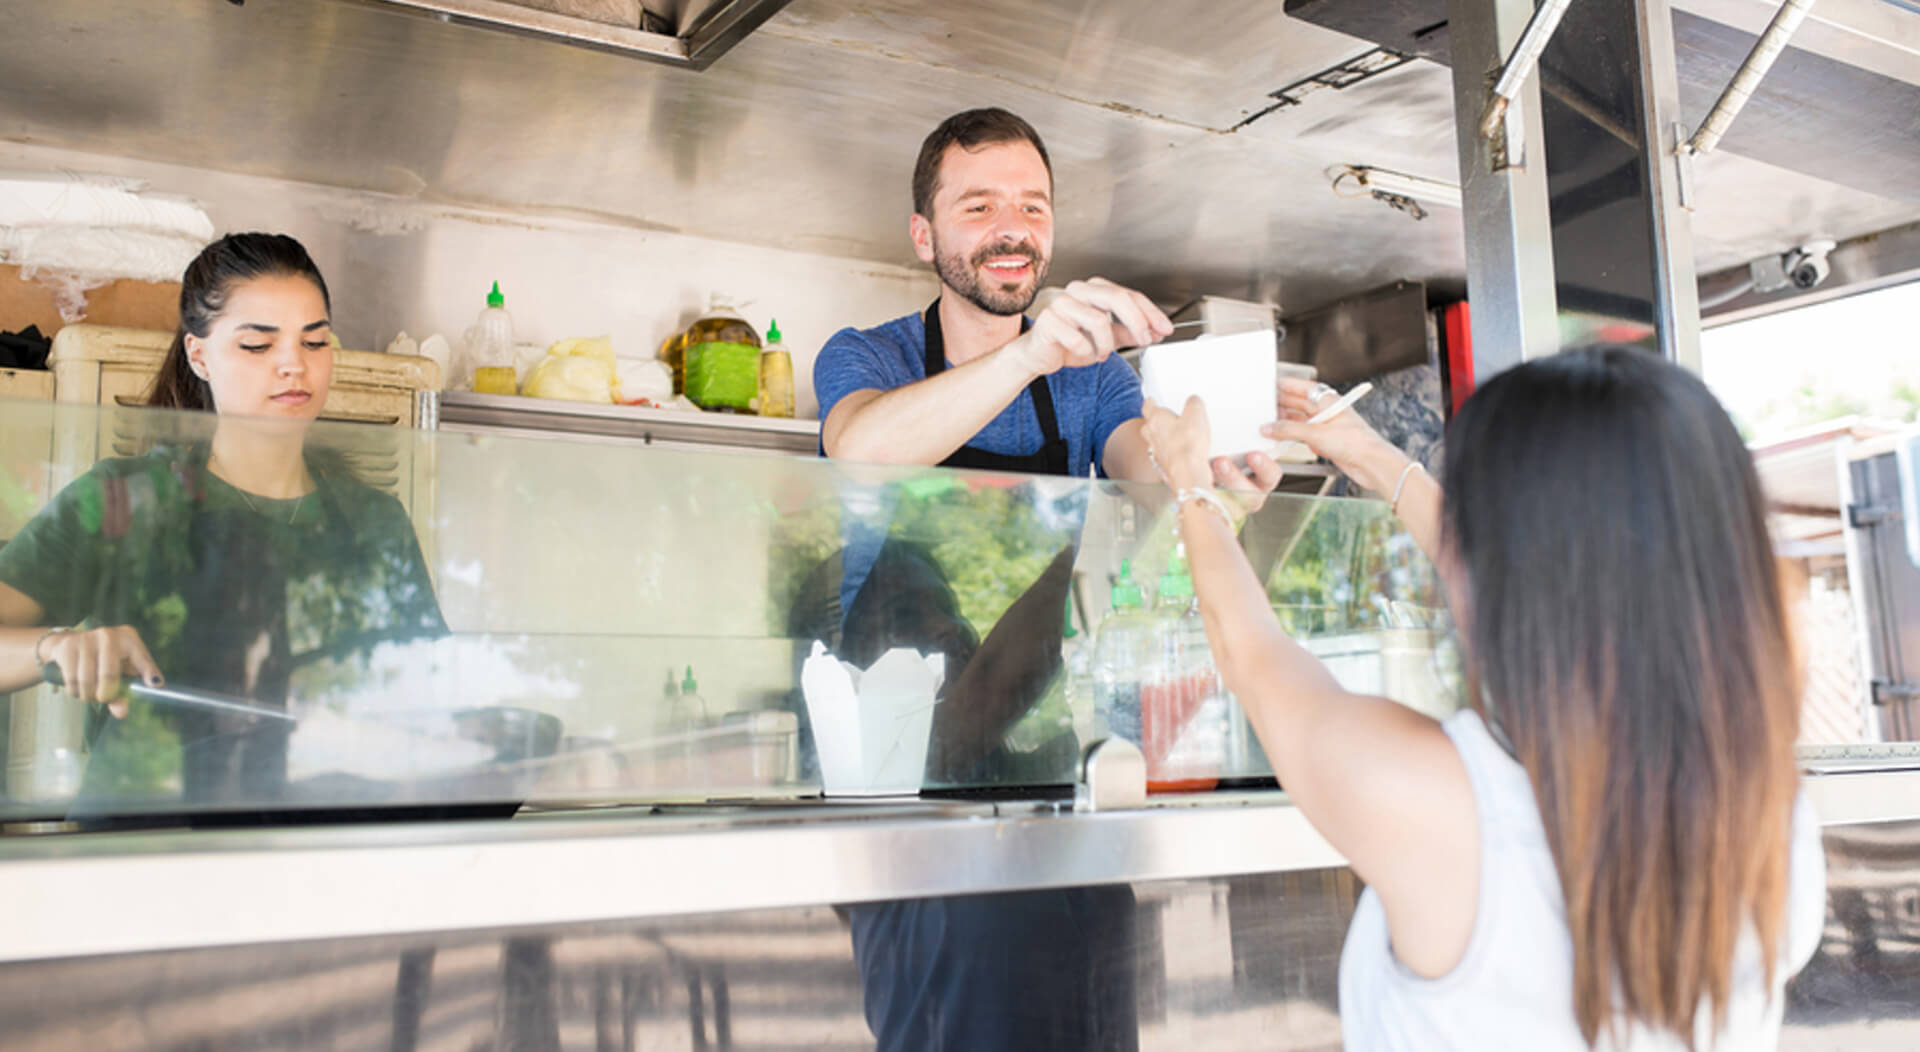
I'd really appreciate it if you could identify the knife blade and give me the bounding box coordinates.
[41,664,298,723]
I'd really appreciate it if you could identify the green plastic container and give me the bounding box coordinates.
[683,340,761,413]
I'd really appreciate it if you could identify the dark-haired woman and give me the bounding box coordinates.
[0,232,445,814]
[1142,350,1824,1050]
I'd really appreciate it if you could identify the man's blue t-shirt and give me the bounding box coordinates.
[813,311,1143,478]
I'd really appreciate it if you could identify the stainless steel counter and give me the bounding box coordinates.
[3,766,1917,965]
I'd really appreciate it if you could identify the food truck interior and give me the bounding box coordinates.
[0,1,1917,1049]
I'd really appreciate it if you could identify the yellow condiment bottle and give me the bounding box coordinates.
[758,318,795,419]
[473,366,517,395]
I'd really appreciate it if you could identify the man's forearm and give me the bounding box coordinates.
[1099,419,1158,483]
[823,349,1039,465]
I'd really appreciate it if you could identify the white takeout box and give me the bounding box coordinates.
[800,642,945,796]
[1139,328,1280,461]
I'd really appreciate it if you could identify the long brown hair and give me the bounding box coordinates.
[1442,347,1799,1046]
[148,232,333,412]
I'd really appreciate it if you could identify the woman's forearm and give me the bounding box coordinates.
[1176,500,1344,725]
[1346,445,1443,569]
[0,625,55,695]
[0,584,52,694]
[1390,466,1442,568]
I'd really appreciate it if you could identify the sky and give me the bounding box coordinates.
[1701,280,1920,441]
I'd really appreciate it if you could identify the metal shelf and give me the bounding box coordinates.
[437,391,820,456]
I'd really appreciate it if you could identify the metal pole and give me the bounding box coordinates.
[1478,0,1576,139]
[1631,0,1704,370]
[1445,0,1562,377]
[1684,0,1820,157]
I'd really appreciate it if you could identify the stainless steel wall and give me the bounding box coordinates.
[0,822,1912,1050]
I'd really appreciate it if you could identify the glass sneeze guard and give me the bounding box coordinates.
[0,396,1454,826]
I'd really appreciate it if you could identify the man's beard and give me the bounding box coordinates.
[933,237,1049,317]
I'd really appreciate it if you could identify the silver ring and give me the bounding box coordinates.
[1311,383,1337,405]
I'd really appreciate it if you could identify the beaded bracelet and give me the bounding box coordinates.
[1174,487,1242,529]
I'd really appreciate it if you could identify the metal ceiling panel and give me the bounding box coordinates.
[0,0,1913,314]
[1284,0,1920,204]
[357,0,795,69]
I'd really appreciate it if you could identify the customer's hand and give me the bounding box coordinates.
[1141,396,1219,491]
[1143,396,1284,512]
[1265,379,1411,494]
[41,625,161,718]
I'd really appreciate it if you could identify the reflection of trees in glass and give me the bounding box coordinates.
[766,500,843,639]
[891,482,1067,640]
[768,480,1078,645]
[82,704,182,798]
[68,453,445,800]
[1264,502,1441,636]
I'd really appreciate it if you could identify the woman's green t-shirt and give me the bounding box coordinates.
[0,446,447,805]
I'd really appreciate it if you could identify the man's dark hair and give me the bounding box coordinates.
[911,108,1053,217]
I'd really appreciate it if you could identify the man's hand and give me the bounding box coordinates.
[1002,278,1171,378]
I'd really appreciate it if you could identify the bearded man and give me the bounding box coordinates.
[816,107,1174,479]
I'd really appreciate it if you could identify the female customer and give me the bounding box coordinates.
[0,232,445,813]
[1142,348,1825,1049]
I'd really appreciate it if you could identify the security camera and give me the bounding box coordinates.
[1782,240,1836,291]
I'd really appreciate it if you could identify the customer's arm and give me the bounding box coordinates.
[1265,378,1440,563]
[1141,397,1478,981]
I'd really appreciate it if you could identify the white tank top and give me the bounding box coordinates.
[1338,710,1827,1052]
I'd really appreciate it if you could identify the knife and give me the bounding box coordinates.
[41,664,298,723]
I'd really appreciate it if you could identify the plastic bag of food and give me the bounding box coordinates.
[520,336,617,404]
[614,356,673,406]
[683,340,760,412]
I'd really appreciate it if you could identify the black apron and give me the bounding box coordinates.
[923,300,1070,477]
[845,309,1129,1052]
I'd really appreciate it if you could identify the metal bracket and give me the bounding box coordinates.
[1076,737,1147,812]
[1850,502,1900,529]
[1673,123,1697,211]
[1872,680,1920,706]
[1372,191,1431,221]
[1489,92,1526,172]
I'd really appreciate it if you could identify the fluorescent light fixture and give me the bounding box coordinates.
[1346,166,1462,209]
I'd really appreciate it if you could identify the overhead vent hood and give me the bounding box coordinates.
[360,0,794,70]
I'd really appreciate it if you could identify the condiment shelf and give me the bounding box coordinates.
[436,391,821,456]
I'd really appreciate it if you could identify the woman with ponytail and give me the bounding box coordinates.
[1142,347,1825,1050]
[0,233,445,816]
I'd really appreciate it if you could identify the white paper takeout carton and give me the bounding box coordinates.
[800,642,945,796]
[1140,328,1288,462]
